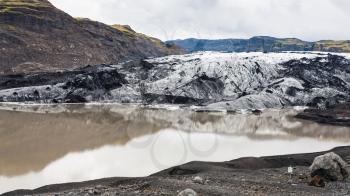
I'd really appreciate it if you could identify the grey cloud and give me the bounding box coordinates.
[49,0,350,41]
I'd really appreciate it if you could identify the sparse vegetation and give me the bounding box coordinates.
[314,40,350,52]
[0,0,52,17]
[111,24,137,38]
[110,24,166,48]
[278,38,307,46]
[0,24,17,31]
[75,17,91,21]
[0,0,52,8]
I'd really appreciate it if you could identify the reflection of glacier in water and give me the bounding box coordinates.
[0,104,349,193]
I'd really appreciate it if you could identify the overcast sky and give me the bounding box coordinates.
[49,0,350,41]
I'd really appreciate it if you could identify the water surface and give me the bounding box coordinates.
[0,104,349,194]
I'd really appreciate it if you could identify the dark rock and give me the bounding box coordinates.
[141,59,155,70]
[167,167,199,176]
[184,74,225,100]
[143,94,202,105]
[296,104,350,126]
[306,97,327,108]
[252,109,263,115]
[64,92,87,103]
[308,175,325,188]
[285,87,299,97]
[63,69,126,91]
[192,176,204,184]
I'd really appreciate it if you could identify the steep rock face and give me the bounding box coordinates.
[0,52,349,110]
[0,0,182,75]
[168,37,350,53]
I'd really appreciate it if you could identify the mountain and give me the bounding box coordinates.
[0,0,183,75]
[0,52,349,110]
[167,36,350,53]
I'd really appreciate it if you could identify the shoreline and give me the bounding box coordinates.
[4,146,350,196]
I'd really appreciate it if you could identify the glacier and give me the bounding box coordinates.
[0,51,349,110]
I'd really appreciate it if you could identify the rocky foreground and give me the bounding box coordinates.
[4,146,350,196]
[0,52,350,110]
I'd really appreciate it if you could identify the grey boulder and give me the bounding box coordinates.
[178,188,197,196]
[310,152,350,181]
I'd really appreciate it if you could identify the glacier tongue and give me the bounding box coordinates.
[140,52,350,109]
[144,52,316,98]
[0,51,349,110]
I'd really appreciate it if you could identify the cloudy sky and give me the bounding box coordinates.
[49,0,350,41]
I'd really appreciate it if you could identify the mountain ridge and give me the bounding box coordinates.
[167,36,350,53]
[0,0,183,75]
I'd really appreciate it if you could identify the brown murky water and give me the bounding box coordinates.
[0,104,349,193]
